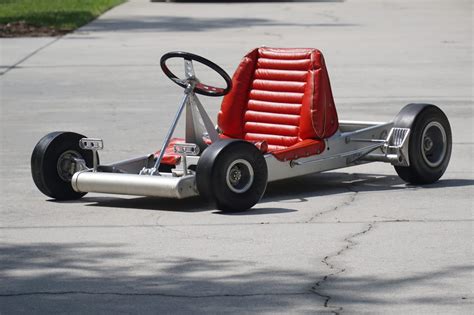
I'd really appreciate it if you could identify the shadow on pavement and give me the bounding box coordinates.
[213,207,298,216]
[80,198,297,215]
[0,242,471,312]
[322,264,473,306]
[0,243,320,312]
[262,172,474,204]
[80,16,357,33]
[82,195,211,212]
[162,0,344,3]
[50,172,473,212]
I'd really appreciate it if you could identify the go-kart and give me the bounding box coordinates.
[31,47,452,211]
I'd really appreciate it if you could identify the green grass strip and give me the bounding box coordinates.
[0,0,126,30]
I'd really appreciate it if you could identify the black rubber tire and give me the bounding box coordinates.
[393,104,452,184]
[196,140,268,211]
[31,132,95,200]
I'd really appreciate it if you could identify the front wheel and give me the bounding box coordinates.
[196,140,268,211]
[31,132,95,200]
[393,104,452,184]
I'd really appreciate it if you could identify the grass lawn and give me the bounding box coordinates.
[0,0,126,32]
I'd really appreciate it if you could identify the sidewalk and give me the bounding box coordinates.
[1,0,472,313]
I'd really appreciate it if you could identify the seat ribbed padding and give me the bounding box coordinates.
[243,51,310,151]
[218,47,339,154]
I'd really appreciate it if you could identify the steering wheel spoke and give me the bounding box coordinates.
[184,59,196,79]
[160,51,232,97]
[196,83,224,94]
[172,77,187,86]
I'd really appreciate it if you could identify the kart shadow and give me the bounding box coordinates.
[213,207,298,216]
[56,195,291,214]
[69,197,297,215]
[52,173,472,213]
[261,172,474,204]
[78,196,212,213]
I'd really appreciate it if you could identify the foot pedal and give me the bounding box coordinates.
[79,138,103,171]
[173,143,200,156]
[173,143,200,176]
[79,138,104,150]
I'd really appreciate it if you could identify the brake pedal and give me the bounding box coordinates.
[79,138,103,171]
[173,143,200,176]
[79,138,104,150]
[173,143,200,156]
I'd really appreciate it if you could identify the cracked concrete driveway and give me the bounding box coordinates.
[1,0,472,313]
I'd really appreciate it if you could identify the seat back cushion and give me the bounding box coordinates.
[218,47,339,152]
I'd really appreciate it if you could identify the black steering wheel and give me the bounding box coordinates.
[160,51,232,97]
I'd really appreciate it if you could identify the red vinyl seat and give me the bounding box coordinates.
[158,47,339,164]
[218,47,339,161]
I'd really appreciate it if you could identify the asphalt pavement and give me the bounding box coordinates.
[1,0,472,313]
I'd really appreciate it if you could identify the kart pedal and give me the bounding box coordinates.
[173,143,200,176]
[173,143,200,156]
[79,138,103,172]
[79,138,104,150]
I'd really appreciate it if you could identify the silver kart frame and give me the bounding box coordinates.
[71,64,412,199]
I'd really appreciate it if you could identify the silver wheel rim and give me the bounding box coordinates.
[421,121,447,168]
[57,150,82,182]
[225,159,254,194]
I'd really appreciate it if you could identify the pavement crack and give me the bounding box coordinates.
[305,180,359,224]
[310,222,376,314]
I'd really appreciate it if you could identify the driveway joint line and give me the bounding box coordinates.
[0,219,472,230]
[1,37,62,76]
[0,291,312,298]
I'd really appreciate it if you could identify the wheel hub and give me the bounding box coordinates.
[423,137,434,151]
[421,121,447,168]
[229,167,242,184]
[226,159,254,194]
[57,150,82,182]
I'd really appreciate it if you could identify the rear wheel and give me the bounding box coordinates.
[196,140,268,211]
[393,104,452,184]
[31,132,95,200]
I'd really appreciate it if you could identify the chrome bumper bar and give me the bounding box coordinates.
[71,171,198,199]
